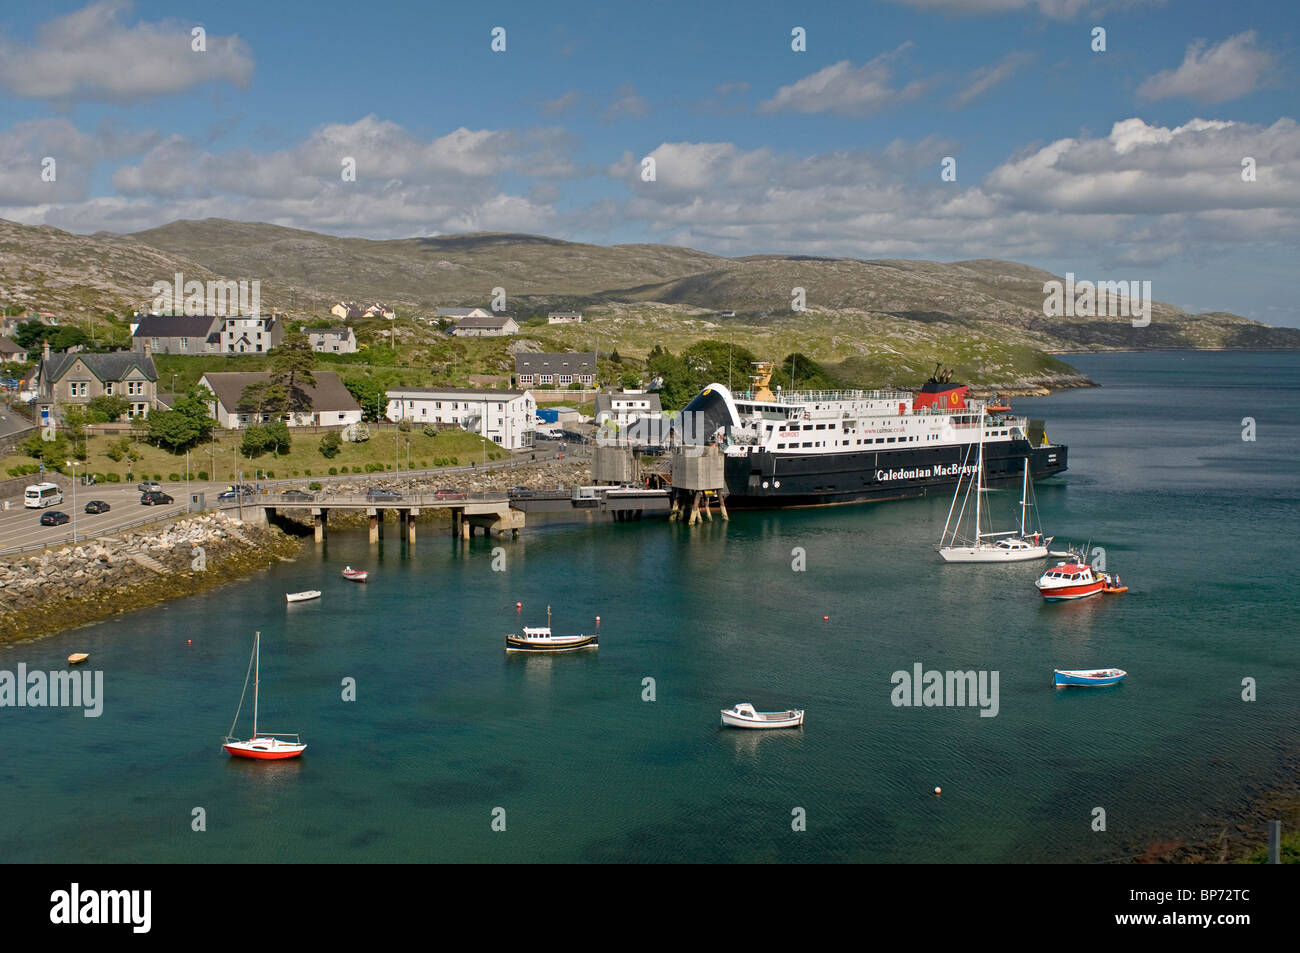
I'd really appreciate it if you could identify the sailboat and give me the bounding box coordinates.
[222,631,306,760]
[939,412,1051,562]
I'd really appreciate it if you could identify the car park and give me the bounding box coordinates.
[39,511,71,526]
[140,490,174,505]
[84,500,111,514]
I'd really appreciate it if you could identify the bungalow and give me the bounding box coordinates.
[514,352,597,388]
[307,326,358,354]
[0,337,26,365]
[363,303,396,320]
[331,302,362,320]
[436,307,493,320]
[199,371,363,429]
[547,311,583,324]
[34,341,158,422]
[386,387,535,450]
[450,313,519,337]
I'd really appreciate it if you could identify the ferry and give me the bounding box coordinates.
[669,362,1067,508]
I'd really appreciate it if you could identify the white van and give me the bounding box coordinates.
[24,482,63,508]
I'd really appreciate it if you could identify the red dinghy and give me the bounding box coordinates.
[222,631,306,761]
[341,566,368,582]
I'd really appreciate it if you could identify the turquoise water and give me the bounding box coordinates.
[1,350,1296,862]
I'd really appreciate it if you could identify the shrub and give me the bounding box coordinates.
[304,469,312,476]
[153,473,162,482]
[265,471,275,479]
[168,473,180,482]
[420,460,428,468]
[106,473,121,483]
[292,470,299,476]
[397,418,413,432]
[328,467,337,475]
[422,424,438,437]
[309,481,322,491]
[197,470,208,481]
[319,430,343,459]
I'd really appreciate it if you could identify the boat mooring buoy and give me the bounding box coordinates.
[934,787,942,796]
[823,615,829,621]
[515,602,522,611]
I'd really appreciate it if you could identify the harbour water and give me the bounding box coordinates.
[1,350,1296,862]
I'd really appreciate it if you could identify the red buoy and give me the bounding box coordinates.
[823,616,829,621]
[515,602,522,611]
[595,616,601,625]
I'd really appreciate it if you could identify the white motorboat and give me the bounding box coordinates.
[505,605,598,652]
[720,702,805,729]
[286,590,321,603]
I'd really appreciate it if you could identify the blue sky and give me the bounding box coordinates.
[1,0,1297,325]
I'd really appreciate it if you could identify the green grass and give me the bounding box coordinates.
[3,426,507,484]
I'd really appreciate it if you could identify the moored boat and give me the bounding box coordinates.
[67,653,89,664]
[720,703,805,729]
[223,631,306,761]
[505,605,598,652]
[341,566,368,582]
[1054,668,1127,687]
[1036,560,1106,600]
[286,590,321,603]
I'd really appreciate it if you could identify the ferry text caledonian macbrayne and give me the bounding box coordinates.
[674,364,1068,508]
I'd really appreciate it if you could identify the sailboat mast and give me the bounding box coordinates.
[253,630,259,738]
[1019,458,1030,536]
[973,411,985,541]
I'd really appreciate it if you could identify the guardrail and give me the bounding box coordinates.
[0,507,194,556]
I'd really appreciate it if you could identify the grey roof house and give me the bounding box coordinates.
[514,352,597,388]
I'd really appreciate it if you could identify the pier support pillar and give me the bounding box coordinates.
[313,508,328,543]
[718,494,728,522]
[452,509,462,538]
[702,494,713,521]
[461,513,471,539]
[688,492,701,525]
[368,508,379,544]
[408,508,418,544]
[377,508,384,539]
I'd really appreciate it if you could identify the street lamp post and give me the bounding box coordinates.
[66,460,80,543]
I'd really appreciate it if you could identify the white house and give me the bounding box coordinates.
[548,311,583,324]
[308,326,357,353]
[385,387,536,450]
[594,390,662,429]
[450,313,519,337]
[199,371,363,429]
[220,315,282,353]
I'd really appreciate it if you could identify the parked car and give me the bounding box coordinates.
[434,488,467,500]
[137,481,162,493]
[218,488,253,500]
[279,489,314,502]
[40,510,71,526]
[140,490,174,505]
[365,488,402,502]
[84,500,111,514]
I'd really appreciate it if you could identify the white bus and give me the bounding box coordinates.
[24,482,63,508]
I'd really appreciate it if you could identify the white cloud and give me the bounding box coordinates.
[950,52,1034,109]
[760,46,925,116]
[887,0,1157,18]
[542,90,580,117]
[603,84,650,121]
[0,119,158,203]
[1138,31,1273,104]
[0,0,254,102]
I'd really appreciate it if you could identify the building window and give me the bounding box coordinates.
[540,375,553,384]
[104,382,114,395]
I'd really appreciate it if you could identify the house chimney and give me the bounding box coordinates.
[42,339,50,362]
[143,337,151,357]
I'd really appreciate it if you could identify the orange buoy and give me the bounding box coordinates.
[515,602,522,610]
[823,615,829,621]
[595,616,601,625]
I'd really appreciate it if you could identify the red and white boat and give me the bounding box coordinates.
[222,631,306,761]
[1035,560,1106,601]
[341,566,368,582]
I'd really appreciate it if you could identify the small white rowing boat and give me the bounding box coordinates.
[720,702,805,729]
[67,653,89,664]
[286,590,321,603]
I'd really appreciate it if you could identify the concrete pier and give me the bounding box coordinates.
[312,507,328,542]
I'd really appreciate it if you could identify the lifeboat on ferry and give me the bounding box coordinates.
[1035,561,1106,601]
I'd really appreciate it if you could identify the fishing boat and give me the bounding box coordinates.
[720,702,805,729]
[67,653,89,664]
[1054,668,1127,687]
[505,605,598,652]
[939,420,1051,562]
[285,590,321,603]
[341,566,368,582]
[1035,560,1106,601]
[222,631,306,760]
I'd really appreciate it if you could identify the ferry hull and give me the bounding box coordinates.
[719,439,1066,508]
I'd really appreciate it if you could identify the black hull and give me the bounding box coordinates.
[719,439,1066,509]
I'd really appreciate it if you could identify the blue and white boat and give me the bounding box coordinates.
[1054,668,1127,688]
